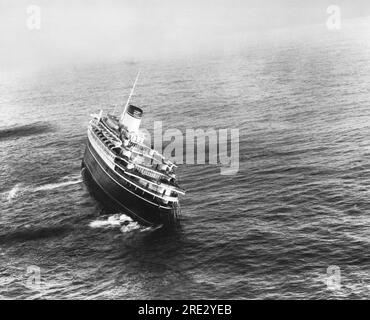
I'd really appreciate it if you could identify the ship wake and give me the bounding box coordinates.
[1,183,24,202]
[34,174,82,192]
[1,174,82,203]
[0,122,53,141]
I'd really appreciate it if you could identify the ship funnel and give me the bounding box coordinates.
[119,72,141,133]
[120,104,143,133]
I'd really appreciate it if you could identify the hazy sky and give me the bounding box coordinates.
[1,0,370,71]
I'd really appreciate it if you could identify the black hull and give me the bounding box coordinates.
[82,142,180,227]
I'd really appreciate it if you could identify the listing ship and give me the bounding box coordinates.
[81,74,185,226]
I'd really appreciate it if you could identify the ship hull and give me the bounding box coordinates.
[82,142,180,227]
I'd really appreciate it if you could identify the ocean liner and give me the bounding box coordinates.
[81,74,185,226]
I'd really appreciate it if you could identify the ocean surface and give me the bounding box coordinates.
[1,20,370,299]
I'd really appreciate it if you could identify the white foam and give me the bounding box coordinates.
[89,220,112,228]
[119,214,133,223]
[120,221,141,233]
[60,173,83,181]
[107,214,122,226]
[140,224,163,232]
[2,183,23,202]
[89,213,141,233]
[139,226,155,232]
[1,174,82,203]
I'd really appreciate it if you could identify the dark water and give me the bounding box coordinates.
[1,22,370,299]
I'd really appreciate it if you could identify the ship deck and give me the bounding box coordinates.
[87,120,185,205]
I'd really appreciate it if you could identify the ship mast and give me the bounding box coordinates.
[119,71,140,123]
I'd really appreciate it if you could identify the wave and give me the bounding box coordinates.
[7,183,22,201]
[0,183,23,203]
[89,213,143,233]
[33,178,82,192]
[0,224,72,244]
[120,221,141,233]
[0,122,53,141]
[1,174,82,202]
